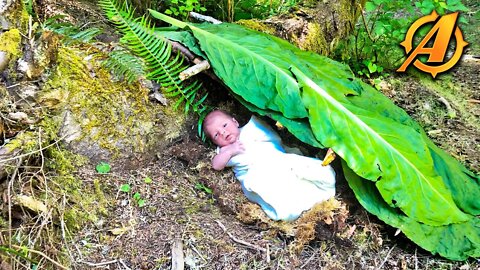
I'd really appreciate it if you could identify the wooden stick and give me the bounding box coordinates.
[179,60,211,81]
[170,41,197,63]
[215,220,266,252]
[171,238,185,270]
[189,12,222,24]
[169,41,220,83]
[79,260,118,267]
[468,99,480,104]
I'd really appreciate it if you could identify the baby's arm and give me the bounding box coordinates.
[211,141,245,171]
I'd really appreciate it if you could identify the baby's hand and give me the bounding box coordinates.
[221,141,245,156]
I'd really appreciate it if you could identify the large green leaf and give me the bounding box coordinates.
[291,66,471,225]
[343,162,480,261]
[149,10,471,226]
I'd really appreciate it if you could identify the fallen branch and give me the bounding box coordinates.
[215,220,266,252]
[169,41,219,83]
[189,12,222,24]
[179,60,211,81]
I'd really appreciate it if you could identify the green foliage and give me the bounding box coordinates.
[149,13,480,260]
[42,15,102,44]
[202,0,301,22]
[120,183,131,192]
[337,0,469,74]
[144,176,153,184]
[95,161,111,174]
[22,0,34,16]
[194,182,212,194]
[102,49,146,83]
[99,0,209,135]
[119,185,145,207]
[133,192,146,207]
[165,0,206,20]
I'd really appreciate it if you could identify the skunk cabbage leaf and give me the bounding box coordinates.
[150,11,480,260]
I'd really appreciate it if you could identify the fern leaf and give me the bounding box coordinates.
[43,16,102,44]
[99,0,198,108]
[103,49,146,83]
[100,0,210,137]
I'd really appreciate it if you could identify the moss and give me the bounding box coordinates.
[4,131,39,153]
[236,19,276,35]
[3,0,29,33]
[418,74,480,131]
[300,23,329,55]
[0,29,21,56]
[42,46,185,156]
[93,178,108,216]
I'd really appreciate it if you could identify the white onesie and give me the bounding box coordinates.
[222,116,336,221]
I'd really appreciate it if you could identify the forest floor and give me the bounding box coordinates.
[1,0,479,269]
[69,62,479,270]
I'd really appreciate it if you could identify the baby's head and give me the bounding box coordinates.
[203,110,240,147]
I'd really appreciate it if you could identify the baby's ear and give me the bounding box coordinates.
[232,118,239,127]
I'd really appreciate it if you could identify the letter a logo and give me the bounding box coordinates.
[397,11,468,78]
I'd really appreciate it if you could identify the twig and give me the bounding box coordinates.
[7,158,22,251]
[79,259,118,267]
[414,248,418,270]
[0,134,68,163]
[179,60,211,81]
[215,220,266,252]
[438,96,456,116]
[376,244,396,270]
[300,252,316,269]
[12,245,68,269]
[189,12,222,24]
[358,3,374,42]
[169,41,219,83]
[468,99,480,104]
[119,259,132,270]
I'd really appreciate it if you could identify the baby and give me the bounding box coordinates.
[203,110,336,221]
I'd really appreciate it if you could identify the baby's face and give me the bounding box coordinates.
[204,113,240,147]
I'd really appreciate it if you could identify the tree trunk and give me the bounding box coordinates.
[237,0,365,56]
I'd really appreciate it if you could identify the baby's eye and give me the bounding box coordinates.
[214,133,218,139]
[223,123,227,127]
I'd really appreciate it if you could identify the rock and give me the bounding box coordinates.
[0,51,8,72]
[41,46,188,167]
[0,0,12,14]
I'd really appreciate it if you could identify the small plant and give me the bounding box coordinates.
[133,192,146,207]
[95,161,111,174]
[119,184,146,207]
[165,0,206,20]
[119,183,131,192]
[194,182,212,194]
[143,176,153,184]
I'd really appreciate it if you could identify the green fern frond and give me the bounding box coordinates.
[99,0,209,124]
[42,15,102,44]
[103,49,146,83]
